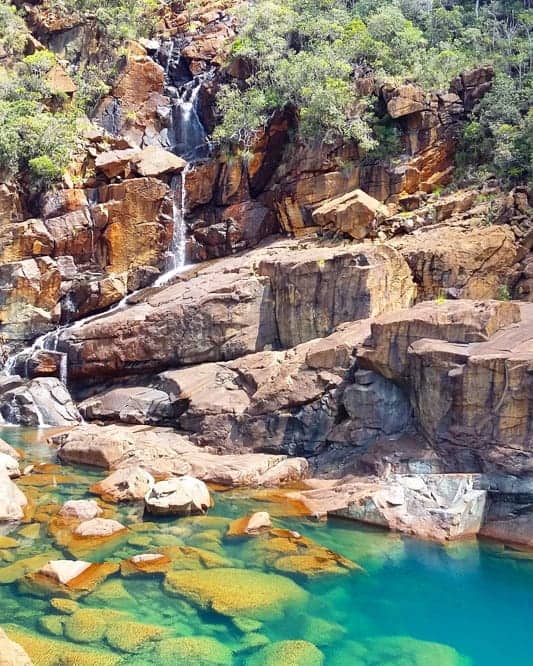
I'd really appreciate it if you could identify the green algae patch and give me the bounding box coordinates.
[155,636,233,665]
[295,615,346,647]
[105,620,166,653]
[246,640,324,666]
[164,567,308,620]
[4,624,121,666]
[328,636,472,666]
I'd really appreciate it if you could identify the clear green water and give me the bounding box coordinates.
[1,427,532,665]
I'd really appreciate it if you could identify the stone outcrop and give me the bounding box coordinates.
[391,223,518,300]
[291,473,487,541]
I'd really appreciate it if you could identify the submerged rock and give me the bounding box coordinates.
[328,635,470,666]
[155,636,233,665]
[246,640,324,666]
[144,476,211,516]
[3,624,121,666]
[164,567,308,620]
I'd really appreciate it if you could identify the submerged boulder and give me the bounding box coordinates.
[164,567,308,620]
[144,476,211,516]
[155,636,233,665]
[246,640,324,666]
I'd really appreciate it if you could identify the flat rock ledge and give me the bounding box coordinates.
[51,424,308,487]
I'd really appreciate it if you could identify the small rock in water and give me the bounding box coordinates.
[73,518,126,538]
[227,511,272,537]
[144,476,211,516]
[59,499,102,521]
[90,466,154,502]
[39,559,92,585]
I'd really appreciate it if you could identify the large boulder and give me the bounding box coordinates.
[257,243,415,348]
[391,224,517,300]
[144,476,211,516]
[312,189,388,240]
[79,386,178,425]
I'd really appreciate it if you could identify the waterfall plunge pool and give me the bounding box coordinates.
[0,426,532,665]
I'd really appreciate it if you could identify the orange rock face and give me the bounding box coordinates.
[97,177,170,274]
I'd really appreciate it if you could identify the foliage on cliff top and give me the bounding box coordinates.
[214,0,532,183]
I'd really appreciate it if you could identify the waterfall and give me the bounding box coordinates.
[167,76,211,161]
[154,167,190,287]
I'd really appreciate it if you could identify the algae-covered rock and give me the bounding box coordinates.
[246,640,324,666]
[328,636,471,666]
[0,536,19,549]
[121,553,172,576]
[105,620,165,653]
[63,608,128,643]
[4,624,121,666]
[38,614,65,637]
[21,561,120,598]
[155,636,233,665]
[164,567,307,620]
[50,598,79,614]
[84,579,135,606]
[295,615,346,647]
